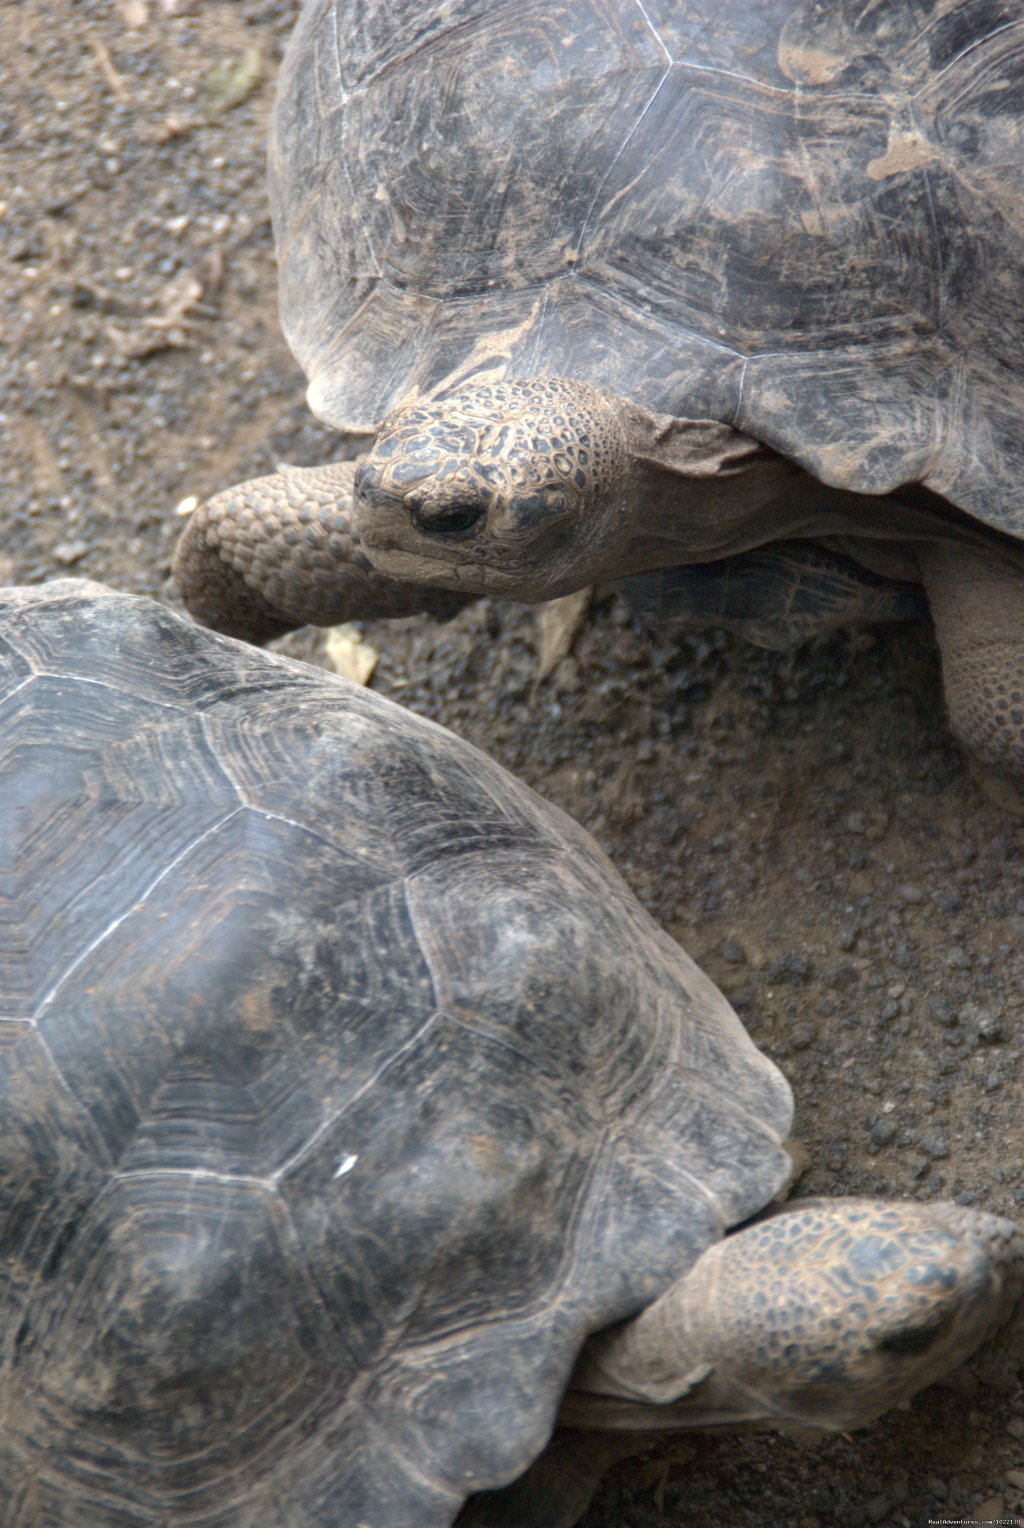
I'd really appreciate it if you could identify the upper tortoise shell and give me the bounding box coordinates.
[272,0,1024,534]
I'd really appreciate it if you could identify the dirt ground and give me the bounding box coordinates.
[2,3,1023,1525]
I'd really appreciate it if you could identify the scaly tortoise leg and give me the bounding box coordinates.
[172,458,471,644]
[917,541,1024,787]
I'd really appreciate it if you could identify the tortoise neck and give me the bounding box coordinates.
[613,401,943,572]
[611,401,804,568]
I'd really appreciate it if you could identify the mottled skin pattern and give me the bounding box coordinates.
[3,582,1022,1528]
[174,0,1024,777]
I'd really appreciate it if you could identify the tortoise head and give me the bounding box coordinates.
[352,377,631,602]
[566,1198,1024,1435]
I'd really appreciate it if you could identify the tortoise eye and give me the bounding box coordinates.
[879,1319,948,1358]
[409,499,484,536]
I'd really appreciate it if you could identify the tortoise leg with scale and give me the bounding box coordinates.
[174,0,1024,783]
[1,581,1021,1528]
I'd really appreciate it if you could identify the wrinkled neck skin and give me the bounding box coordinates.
[613,401,968,581]
[612,404,801,570]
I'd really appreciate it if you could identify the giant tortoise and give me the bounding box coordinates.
[0,580,1020,1528]
[174,0,1024,780]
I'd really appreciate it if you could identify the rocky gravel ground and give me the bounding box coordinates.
[2,3,1023,1525]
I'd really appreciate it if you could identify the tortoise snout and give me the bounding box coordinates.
[352,460,394,511]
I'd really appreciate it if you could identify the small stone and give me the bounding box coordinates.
[865,1480,907,1523]
[789,1020,817,1051]
[928,994,959,1028]
[768,951,810,983]
[977,1012,1009,1044]
[828,963,858,991]
[870,1118,898,1146]
[1006,1467,1024,1490]
[722,937,746,965]
[52,539,89,566]
[898,883,926,903]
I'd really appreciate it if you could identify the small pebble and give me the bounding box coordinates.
[977,1013,1009,1044]
[928,994,959,1027]
[52,539,88,565]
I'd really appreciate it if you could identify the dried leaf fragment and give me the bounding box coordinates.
[87,31,131,103]
[201,46,263,121]
[107,271,206,358]
[535,586,591,681]
[147,271,205,330]
[324,624,378,686]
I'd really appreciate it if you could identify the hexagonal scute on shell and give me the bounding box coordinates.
[8,1175,340,1509]
[0,677,240,1023]
[0,583,791,1526]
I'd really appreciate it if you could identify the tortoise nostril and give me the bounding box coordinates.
[409,498,484,537]
[353,462,387,506]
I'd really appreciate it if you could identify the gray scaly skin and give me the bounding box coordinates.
[174,458,469,644]
[175,375,1024,779]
